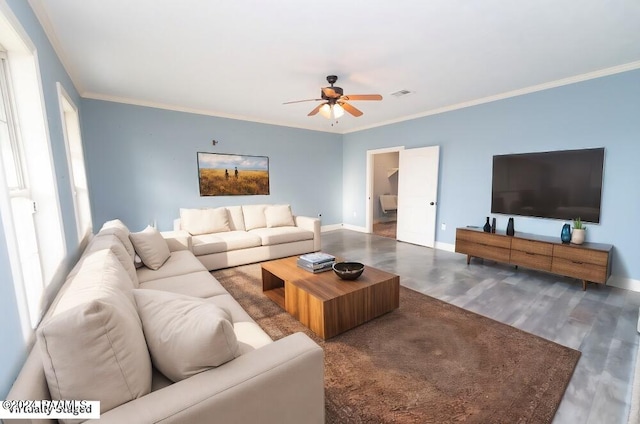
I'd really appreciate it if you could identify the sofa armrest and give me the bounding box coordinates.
[161,230,192,252]
[96,332,324,424]
[294,216,321,251]
[4,347,56,424]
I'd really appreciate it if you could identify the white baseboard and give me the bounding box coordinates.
[341,224,368,233]
[607,276,640,293]
[435,241,456,252]
[321,224,343,232]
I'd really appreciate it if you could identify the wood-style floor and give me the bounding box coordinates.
[322,229,640,424]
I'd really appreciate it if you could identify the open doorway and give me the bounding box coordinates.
[366,146,403,238]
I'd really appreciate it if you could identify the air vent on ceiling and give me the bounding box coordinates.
[390,89,413,98]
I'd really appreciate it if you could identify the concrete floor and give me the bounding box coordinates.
[322,229,640,424]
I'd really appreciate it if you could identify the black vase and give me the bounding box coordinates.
[483,217,491,233]
[561,223,571,243]
[491,218,496,233]
[506,218,515,236]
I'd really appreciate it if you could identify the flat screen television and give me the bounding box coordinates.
[491,148,604,223]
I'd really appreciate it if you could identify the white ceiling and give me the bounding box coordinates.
[29,0,640,134]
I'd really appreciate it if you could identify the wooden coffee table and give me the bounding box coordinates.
[261,256,400,339]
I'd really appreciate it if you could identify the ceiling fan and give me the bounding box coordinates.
[283,75,382,119]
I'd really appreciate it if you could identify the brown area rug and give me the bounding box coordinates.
[212,264,580,424]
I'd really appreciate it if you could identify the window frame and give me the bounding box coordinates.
[0,7,68,337]
[57,81,92,245]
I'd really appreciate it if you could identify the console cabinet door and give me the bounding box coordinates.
[510,239,552,271]
[455,229,511,263]
[552,245,609,283]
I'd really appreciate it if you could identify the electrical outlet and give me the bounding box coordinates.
[441,223,446,231]
[353,211,357,217]
[318,213,322,218]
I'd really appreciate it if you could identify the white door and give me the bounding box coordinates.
[397,146,440,247]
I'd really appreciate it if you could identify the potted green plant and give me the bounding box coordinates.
[571,217,586,244]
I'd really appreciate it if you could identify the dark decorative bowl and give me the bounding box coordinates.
[333,262,365,280]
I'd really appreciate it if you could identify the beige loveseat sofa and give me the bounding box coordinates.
[174,204,321,270]
[6,219,324,424]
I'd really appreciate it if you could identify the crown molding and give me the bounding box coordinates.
[82,91,340,134]
[344,61,640,134]
[82,60,640,137]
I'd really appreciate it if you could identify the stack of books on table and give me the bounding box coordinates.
[297,252,336,273]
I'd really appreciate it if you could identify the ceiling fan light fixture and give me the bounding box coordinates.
[319,103,344,119]
[319,103,331,119]
[333,103,344,118]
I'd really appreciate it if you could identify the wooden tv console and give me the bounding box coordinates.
[455,227,613,291]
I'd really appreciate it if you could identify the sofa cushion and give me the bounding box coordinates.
[139,270,229,298]
[232,322,275,355]
[129,225,171,270]
[265,204,295,228]
[133,289,240,382]
[38,289,151,418]
[226,206,246,231]
[100,219,136,260]
[136,250,206,283]
[192,231,262,256]
[180,207,230,235]
[88,233,139,287]
[207,293,259,324]
[249,226,314,246]
[53,249,138,316]
[242,204,268,231]
[207,294,273,353]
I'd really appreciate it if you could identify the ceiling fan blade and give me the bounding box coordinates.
[342,94,383,101]
[322,87,340,98]
[341,102,363,117]
[308,104,323,116]
[283,98,322,105]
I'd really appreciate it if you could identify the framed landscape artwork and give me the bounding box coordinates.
[197,152,270,196]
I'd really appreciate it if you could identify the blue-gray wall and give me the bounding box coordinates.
[80,100,343,232]
[1,0,84,398]
[343,69,640,282]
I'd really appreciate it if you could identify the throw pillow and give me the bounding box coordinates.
[128,226,171,270]
[38,290,152,419]
[100,218,129,233]
[226,206,246,231]
[88,233,139,286]
[265,204,295,228]
[133,289,240,382]
[242,204,268,231]
[98,223,136,261]
[180,207,230,235]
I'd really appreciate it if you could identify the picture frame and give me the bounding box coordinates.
[197,152,270,196]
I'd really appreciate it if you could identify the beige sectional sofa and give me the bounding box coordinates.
[6,219,324,424]
[174,204,321,270]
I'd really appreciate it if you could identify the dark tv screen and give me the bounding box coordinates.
[491,148,604,223]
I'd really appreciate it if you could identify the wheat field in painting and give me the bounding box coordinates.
[199,168,269,196]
